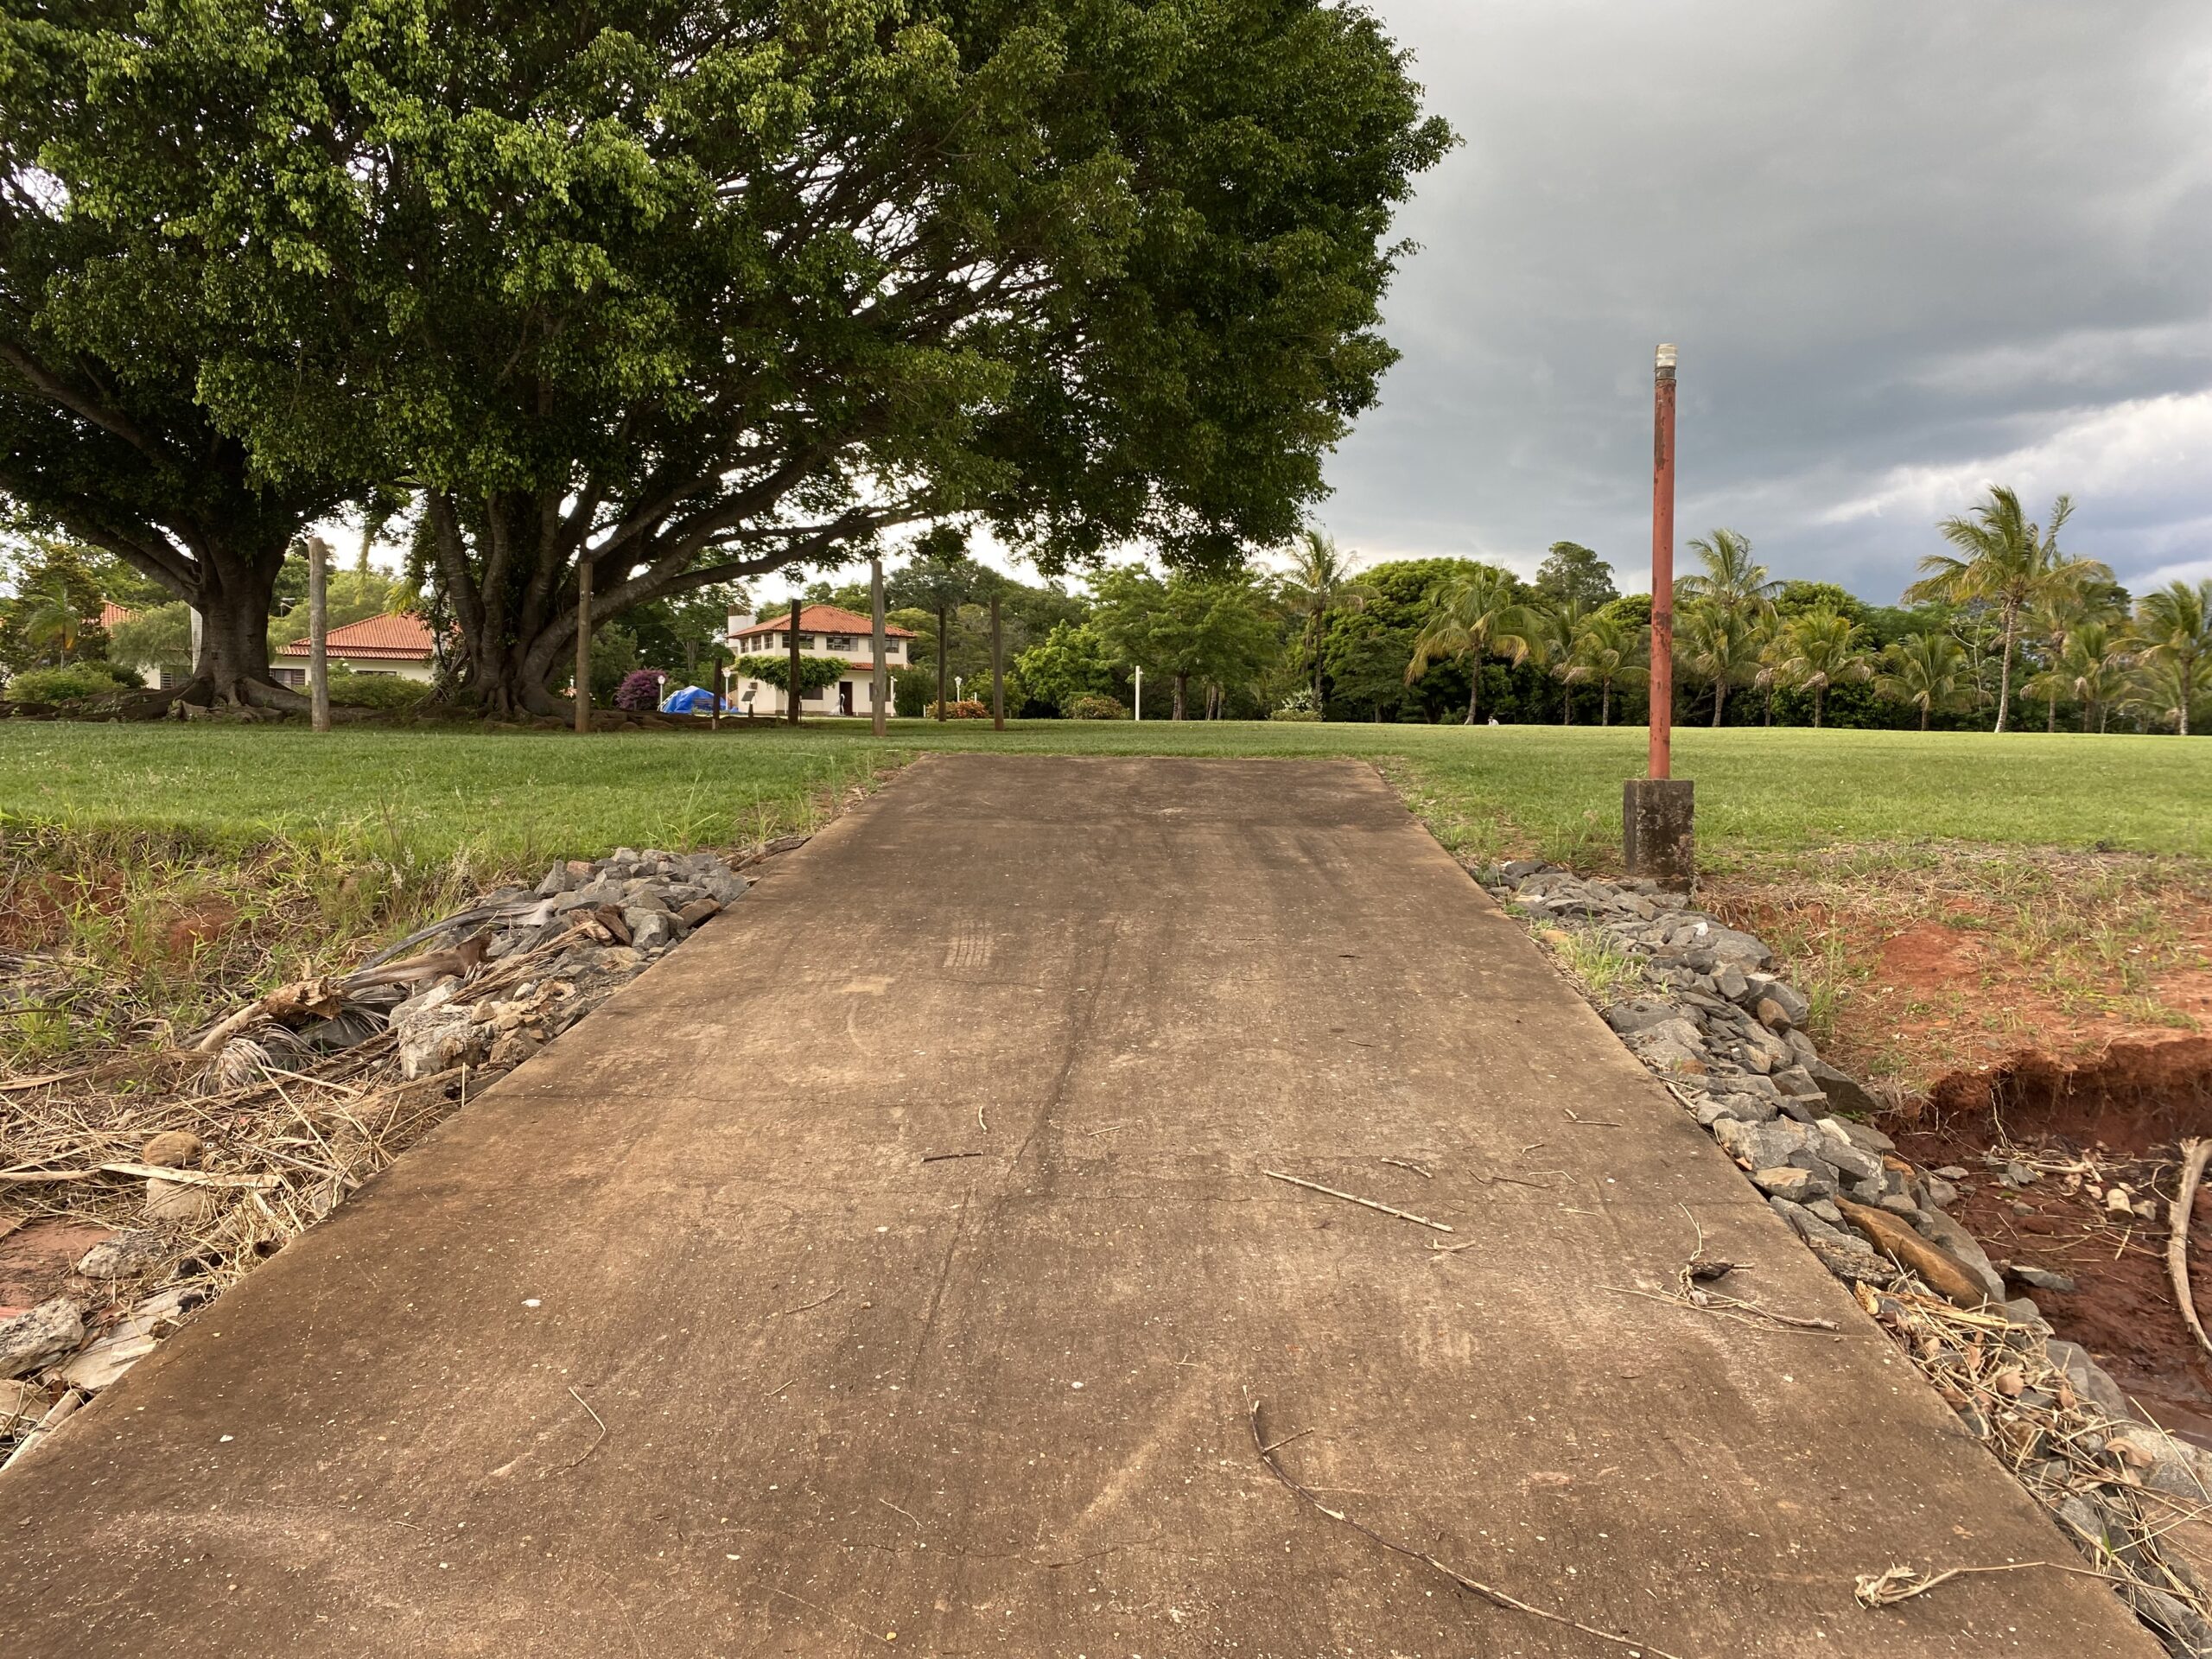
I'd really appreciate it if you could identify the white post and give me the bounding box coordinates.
[1134,665,1142,722]
[870,554,888,736]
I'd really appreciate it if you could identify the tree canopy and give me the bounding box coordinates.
[5,0,1452,711]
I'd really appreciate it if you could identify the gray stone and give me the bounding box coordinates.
[1772,1065,1825,1100]
[1875,1192,1920,1217]
[1625,1018,1709,1073]
[1746,976,1811,1027]
[1713,1116,1816,1171]
[2008,1264,2077,1294]
[1999,1160,2039,1187]
[535,862,575,896]
[397,1005,478,1081]
[1775,1093,1823,1125]
[1604,999,1689,1036]
[620,882,671,914]
[699,869,750,906]
[1934,1164,1968,1180]
[2047,1338,2133,1421]
[75,1230,164,1281]
[1,1299,84,1378]
[1752,1165,1834,1203]
[1803,1056,1885,1120]
[1754,995,1793,1033]
[1814,1135,1885,1185]
[1703,1092,1781,1125]
[629,911,680,952]
[1819,1116,1895,1154]
[1923,1177,1959,1208]
[1712,962,1750,1003]
[1998,1296,2050,1332]
[1806,1198,1847,1227]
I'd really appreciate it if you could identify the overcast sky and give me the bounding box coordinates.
[1319,0,2212,601]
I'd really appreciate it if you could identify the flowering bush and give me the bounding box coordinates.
[1067,695,1128,720]
[925,698,990,719]
[614,669,665,711]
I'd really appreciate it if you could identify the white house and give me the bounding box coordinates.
[275,613,438,684]
[728,604,915,717]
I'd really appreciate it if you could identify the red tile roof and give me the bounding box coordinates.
[733,604,915,642]
[278,612,435,660]
[99,602,135,630]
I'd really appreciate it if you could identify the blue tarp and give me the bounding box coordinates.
[658,685,726,715]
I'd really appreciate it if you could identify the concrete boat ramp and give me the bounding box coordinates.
[0,757,2156,1656]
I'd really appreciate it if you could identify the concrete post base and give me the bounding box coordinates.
[1624,778,1695,881]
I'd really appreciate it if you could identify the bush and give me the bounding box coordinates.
[1067,695,1128,720]
[1270,708,1321,722]
[7,664,120,703]
[89,659,143,689]
[925,698,990,720]
[327,671,434,712]
[613,669,666,711]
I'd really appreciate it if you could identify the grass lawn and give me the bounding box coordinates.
[0,716,2206,1075]
[0,718,2204,864]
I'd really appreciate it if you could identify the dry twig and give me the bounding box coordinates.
[1262,1169,1452,1234]
[1248,1399,1684,1659]
[2166,1138,2212,1363]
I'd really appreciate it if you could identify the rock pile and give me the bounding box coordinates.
[1481,858,2212,1655]
[2,838,778,1471]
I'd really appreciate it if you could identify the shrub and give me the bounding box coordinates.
[87,660,143,689]
[1067,695,1128,720]
[7,664,119,703]
[614,669,666,711]
[327,671,434,712]
[1270,708,1322,721]
[925,698,990,719]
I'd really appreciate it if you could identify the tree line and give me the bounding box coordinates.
[844,488,2210,734]
[0,1,1452,714]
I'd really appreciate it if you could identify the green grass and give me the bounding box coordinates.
[1,720,2205,865]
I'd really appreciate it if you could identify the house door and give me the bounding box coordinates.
[838,679,855,716]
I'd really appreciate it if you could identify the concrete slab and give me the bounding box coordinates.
[0,756,2158,1656]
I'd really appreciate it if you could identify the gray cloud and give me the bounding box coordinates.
[1325,0,2212,601]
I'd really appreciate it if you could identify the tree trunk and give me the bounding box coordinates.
[1921,703,1930,732]
[935,602,948,720]
[1813,686,1826,728]
[1312,618,1326,713]
[1561,684,1571,725]
[1993,608,2018,733]
[176,541,304,709]
[1464,662,1480,724]
[1711,682,1726,727]
[787,595,804,725]
[990,592,1004,731]
[1601,681,1611,726]
[307,534,330,734]
[1172,673,1188,720]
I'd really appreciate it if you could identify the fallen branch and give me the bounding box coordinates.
[2167,1139,2212,1364]
[1834,1196,1989,1309]
[770,1287,843,1319]
[1248,1399,1684,1659]
[920,1150,984,1164]
[1262,1169,1452,1234]
[1854,1558,2118,1608]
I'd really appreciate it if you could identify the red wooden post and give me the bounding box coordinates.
[1649,342,1676,779]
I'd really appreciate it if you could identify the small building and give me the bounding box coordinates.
[275,613,437,685]
[728,604,915,718]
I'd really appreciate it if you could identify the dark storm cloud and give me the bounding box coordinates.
[1325,1,2212,600]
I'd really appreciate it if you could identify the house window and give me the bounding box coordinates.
[271,666,307,688]
[827,634,855,651]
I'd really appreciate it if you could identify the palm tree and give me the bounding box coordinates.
[1567,612,1643,726]
[1280,529,1372,716]
[2025,619,2132,734]
[1777,605,1872,728]
[1903,486,2109,733]
[1874,629,1971,731]
[1532,598,1588,723]
[2133,580,2212,737]
[1407,568,1540,724]
[1750,610,1790,726]
[2127,652,2212,736]
[1675,601,1760,726]
[15,580,84,664]
[1679,529,1780,614]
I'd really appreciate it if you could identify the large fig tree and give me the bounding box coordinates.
[12,1,1451,713]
